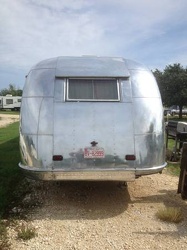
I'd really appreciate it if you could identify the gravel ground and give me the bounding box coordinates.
[7,171,187,250]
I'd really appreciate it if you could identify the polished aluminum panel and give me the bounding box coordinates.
[54,78,65,102]
[38,98,54,135]
[55,56,130,77]
[131,70,160,98]
[125,59,149,71]
[53,102,134,169]
[133,98,163,135]
[31,57,57,70]
[120,79,132,103]
[135,133,165,170]
[20,133,38,167]
[37,135,53,168]
[21,97,43,134]
[23,69,55,97]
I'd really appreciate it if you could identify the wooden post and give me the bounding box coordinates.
[177,143,187,199]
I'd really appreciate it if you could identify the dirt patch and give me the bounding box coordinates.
[7,170,187,250]
[0,114,19,128]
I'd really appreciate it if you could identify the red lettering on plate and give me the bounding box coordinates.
[84,148,105,158]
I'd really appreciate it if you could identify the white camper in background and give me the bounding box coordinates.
[0,95,21,111]
[19,56,166,181]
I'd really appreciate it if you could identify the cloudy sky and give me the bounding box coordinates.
[0,0,187,90]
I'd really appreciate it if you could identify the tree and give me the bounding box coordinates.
[0,84,22,96]
[153,64,187,119]
[152,69,164,102]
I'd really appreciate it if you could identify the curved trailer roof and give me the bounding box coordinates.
[30,56,149,78]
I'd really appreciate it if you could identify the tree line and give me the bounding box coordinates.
[0,84,22,96]
[153,63,187,119]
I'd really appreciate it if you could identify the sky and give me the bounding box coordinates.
[0,0,187,90]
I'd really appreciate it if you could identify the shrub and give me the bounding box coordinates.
[17,224,37,240]
[156,206,183,223]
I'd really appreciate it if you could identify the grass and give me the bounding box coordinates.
[0,122,23,218]
[0,122,25,249]
[156,206,183,223]
[0,221,37,248]
[165,136,180,176]
[0,121,38,248]
[0,110,20,115]
[17,224,37,241]
[164,115,186,176]
[166,162,180,176]
[164,115,187,123]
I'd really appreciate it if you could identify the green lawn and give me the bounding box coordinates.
[0,122,24,217]
[164,115,187,123]
[164,115,185,175]
[0,110,20,115]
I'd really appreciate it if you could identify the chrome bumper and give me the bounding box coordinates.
[135,163,167,176]
[18,163,166,181]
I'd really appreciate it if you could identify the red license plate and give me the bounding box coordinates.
[84,147,105,159]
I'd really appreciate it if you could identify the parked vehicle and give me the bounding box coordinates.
[163,107,171,116]
[170,106,187,116]
[19,56,166,181]
[0,95,21,111]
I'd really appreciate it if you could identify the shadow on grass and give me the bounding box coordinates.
[0,136,24,218]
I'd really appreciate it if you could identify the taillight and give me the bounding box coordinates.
[125,155,136,161]
[53,155,63,161]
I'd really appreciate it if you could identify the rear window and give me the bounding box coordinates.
[67,78,119,101]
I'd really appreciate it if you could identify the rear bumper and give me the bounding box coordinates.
[135,163,167,176]
[18,162,167,181]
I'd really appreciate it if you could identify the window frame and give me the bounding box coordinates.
[66,78,120,102]
[6,99,13,105]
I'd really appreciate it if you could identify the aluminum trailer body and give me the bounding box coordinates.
[19,56,166,181]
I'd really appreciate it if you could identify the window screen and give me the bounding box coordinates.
[68,79,119,101]
[6,99,13,104]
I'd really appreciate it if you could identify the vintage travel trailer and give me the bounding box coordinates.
[19,56,166,181]
[0,95,21,110]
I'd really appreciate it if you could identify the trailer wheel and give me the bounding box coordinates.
[117,182,128,189]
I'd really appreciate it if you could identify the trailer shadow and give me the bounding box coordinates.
[28,180,132,220]
[25,176,187,223]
